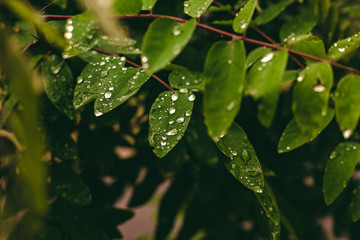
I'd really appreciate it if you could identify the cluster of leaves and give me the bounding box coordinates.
[1,0,360,239]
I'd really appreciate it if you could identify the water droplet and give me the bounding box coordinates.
[169,107,176,114]
[50,64,62,74]
[228,59,232,64]
[343,129,352,139]
[188,94,195,101]
[330,152,337,159]
[340,161,344,164]
[260,52,274,63]
[142,56,148,63]
[184,1,189,7]
[297,74,304,82]
[227,101,235,111]
[95,110,103,117]
[166,129,178,136]
[101,70,109,77]
[176,116,184,123]
[100,61,105,66]
[77,76,83,83]
[66,25,73,32]
[338,47,346,52]
[171,93,178,101]
[161,141,167,146]
[64,32,72,39]
[313,84,326,92]
[185,110,192,116]
[105,92,112,99]
[180,88,188,93]
[120,56,126,61]
[172,25,181,36]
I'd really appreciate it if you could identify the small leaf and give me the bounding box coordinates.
[254,0,295,25]
[52,163,92,206]
[328,32,360,60]
[292,62,333,140]
[169,69,204,92]
[233,0,257,33]
[149,90,194,158]
[41,54,75,119]
[323,142,360,205]
[113,0,142,15]
[289,34,326,62]
[204,40,246,140]
[279,13,318,42]
[334,74,360,139]
[207,4,232,12]
[351,183,360,222]
[94,68,150,115]
[278,109,334,153]
[142,0,157,10]
[255,181,281,225]
[216,122,264,193]
[184,0,213,18]
[246,50,288,127]
[246,47,271,68]
[141,18,196,74]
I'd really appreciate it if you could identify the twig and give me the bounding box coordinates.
[40,0,57,12]
[21,40,37,54]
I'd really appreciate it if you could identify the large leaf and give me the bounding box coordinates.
[149,90,194,158]
[351,183,360,222]
[41,54,75,119]
[334,74,360,139]
[233,0,257,33]
[254,0,295,25]
[52,163,92,206]
[323,142,360,205]
[255,181,281,225]
[216,122,264,193]
[184,0,213,18]
[113,0,142,15]
[141,18,196,74]
[278,109,334,153]
[142,0,157,10]
[279,13,318,42]
[204,40,246,140]
[169,69,204,92]
[328,32,360,60]
[292,62,333,140]
[246,50,288,127]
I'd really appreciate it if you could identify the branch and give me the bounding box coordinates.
[44,14,360,75]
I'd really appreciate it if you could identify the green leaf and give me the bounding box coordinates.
[94,68,150,115]
[319,0,331,22]
[184,0,213,18]
[279,13,318,42]
[216,122,264,193]
[323,142,360,205]
[141,18,196,74]
[54,0,67,9]
[41,55,75,119]
[207,5,232,12]
[246,47,271,68]
[328,32,360,60]
[255,181,281,225]
[289,34,326,62]
[351,183,360,222]
[233,0,257,33]
[113,0,142,15]
[212,20,234,26]
[292,62,333,140]
[334,74,360,139]
[149,90,195,158]
[0,94,17,128]
[277,196,302,240]
[142,0,157,10]
[52,163,92,206]
[254,0,295,25]
[204,40,246,140]
[169,69,204,92]
[278,109,334,153]
[246,50,288,127]
[49,133,79,161]
[281,70,299,84]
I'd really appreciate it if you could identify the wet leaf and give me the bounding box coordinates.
[52,163,92,206]
[141,18,196,74]
[246,47,271,68]
[169,69,204,92]
[142,0,157,10]
[280,13,318,42]
[278,109,334,153]
[246,50,288,127]
[255,181,281,225]
[334,74,360,139]
[323,142,360,205]
[41,55,75,119]
[216,122,264,193]
[149,90,194,158]
[328,32,360,60]
[289,34,326,62]
[233,0,257,33]
[292,62,333,140]
[184,0,213,18]
[254,0,295,25]
[204,40,246,140]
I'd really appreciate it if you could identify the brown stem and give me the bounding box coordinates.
[92,47,174,91]
[44,14,360,75]
[21,40,37,54]
[40,0,57,12]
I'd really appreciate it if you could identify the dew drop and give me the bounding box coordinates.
[313,84,326,92]
[171,93,179,101]
[260,52,274,63]
[172,25,181,36]
[104,92,112,99]
[184,1,189,7]
[77,76,83,83]
[343,129,352,139]
[95,110,103,117]
[228,59,232,64]
[338,47,346,52]
[66,25,73,32]
[227,101,235,111]
[297,74,304,82]
[64,32,72,39]
[169,107,176,114]
[161,141,167,146]
[176,116,185,123]
[188,94,196,101]
[185,110,192,116]
[166,129,178,136]
[101,70,109,77]
[142,56,148,63]
[180,88,188,93]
